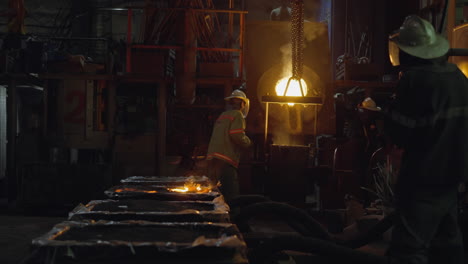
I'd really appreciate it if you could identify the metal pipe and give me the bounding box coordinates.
[157,81,167,176]
[261,96,322,104]
[120,7,248,14]
[97,7,137,11]
[126,8,133,73]
[239,13,245,78]
[447,0,456,45]
[174,8,197,104]
[107,81,115,138]
[283,77,293,96]
[344,0,348,54]
[314,105,318,136]
[49,37,108,41]
[447,48,468,56]
[6,78,17,202]
[132,44,182,50]
[85,80,94,139]
[96,81,105,131]
[438,0,450,34]
[299,79,304,97]
[42,81,48,136]
[131,44,242,52]
[195,47,241,52]
[92,0,112,64]
[264,102,269,156]
[229,0,234,49]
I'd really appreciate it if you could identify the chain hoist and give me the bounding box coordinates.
[283,0,305,96]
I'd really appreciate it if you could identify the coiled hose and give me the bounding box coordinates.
[340,211,397,249]
[227,195,271,210]
[235,201,332,240]
[235,201,397,247]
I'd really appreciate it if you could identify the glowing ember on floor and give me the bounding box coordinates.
[275,77,308,106]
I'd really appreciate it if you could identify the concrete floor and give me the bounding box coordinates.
[0,203,66,264]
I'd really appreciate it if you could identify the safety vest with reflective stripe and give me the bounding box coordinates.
[207,110,251,168]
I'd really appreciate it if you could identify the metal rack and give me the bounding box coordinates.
[124,7,247,77]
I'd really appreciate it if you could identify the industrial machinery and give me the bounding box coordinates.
[1,0,248,210]
[245,0,332,206]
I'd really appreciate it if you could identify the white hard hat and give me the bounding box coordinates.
[224,89,248,104]
[225,89,250,118]
[389,15,449,60]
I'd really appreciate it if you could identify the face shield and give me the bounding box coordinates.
[388,33,400,66]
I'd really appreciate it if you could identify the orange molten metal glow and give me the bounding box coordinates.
[457,61,468,78]
[275,77,308,106]
[167,182,211,193]
[114,188,157,193]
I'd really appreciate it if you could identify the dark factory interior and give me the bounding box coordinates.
[2,0,468,263]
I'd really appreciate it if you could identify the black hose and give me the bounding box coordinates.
[249,235,388,264]
[341,211,397,249]
[234,201,331,240]
[227,194,270,209]
[236,201,398,249]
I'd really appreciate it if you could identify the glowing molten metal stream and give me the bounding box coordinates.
[275,77,308,106]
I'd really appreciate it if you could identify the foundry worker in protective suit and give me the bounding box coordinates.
[207,89,251,201]
[383,15,468,264]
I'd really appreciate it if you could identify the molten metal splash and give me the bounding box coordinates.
[167,182,211,193]
[275,77,308,106]
[114,187,157,194]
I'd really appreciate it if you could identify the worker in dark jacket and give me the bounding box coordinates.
[384,15,468,264]
[207,89,251,201]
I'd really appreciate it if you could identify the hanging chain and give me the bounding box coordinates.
[291,0,304,79]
